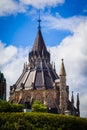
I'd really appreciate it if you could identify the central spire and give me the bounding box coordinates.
[29,11,50,62]
[31,10,47,54]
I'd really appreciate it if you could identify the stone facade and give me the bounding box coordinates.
[9,22,80,116]
[10,89,60,112]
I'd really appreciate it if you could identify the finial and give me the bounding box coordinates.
[61,59,64,62]
[59,58,66,76]
[38,9,41,30]
[77,93,80,102]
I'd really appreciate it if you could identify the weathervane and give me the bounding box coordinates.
[38,10,41,29]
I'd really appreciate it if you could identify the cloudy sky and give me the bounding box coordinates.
[0,0,87,117]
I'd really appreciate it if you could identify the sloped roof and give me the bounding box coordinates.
[32,29,47,52]
[12,28,59,91]
[15,58,59,90]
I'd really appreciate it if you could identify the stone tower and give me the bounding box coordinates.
[0,71,6,100]
[59,59,68,114]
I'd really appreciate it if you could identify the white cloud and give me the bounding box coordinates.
[20,0,64,9]
[43,14,87,32]
[0,0,26,16]
[0,41,17,65]
[0,41,28,99]
[0,0,64,16]
[50,21,87,117]
[80,94,87,117]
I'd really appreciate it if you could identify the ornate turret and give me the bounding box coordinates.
[59,59,68,114]
[59,59,66,89]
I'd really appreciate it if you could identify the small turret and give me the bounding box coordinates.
[76,93,80,116]
[71,91,74,105]
[59,59,67,114]
[59,59,66,89]
[71,91,74,115]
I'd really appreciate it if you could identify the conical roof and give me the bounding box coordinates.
[29,28,50,61]
[59,59,66,76]
[12,27,59,91]
[32,29,47,52]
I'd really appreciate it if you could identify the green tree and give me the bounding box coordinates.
[0,100,24,112]
[0,100,11,112]
[32,100,47,112]
[10,103,24,112]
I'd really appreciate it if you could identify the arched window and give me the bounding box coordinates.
[47,95,53,105]
[48,98,52,104]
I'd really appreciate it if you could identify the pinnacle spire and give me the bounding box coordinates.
[71,91,74,104]
[76,93,80,116]
[76,93,80,107]
[59,59,66,76]
[29,12,50,61]
[32,10,47,52]
[31,10,47,54]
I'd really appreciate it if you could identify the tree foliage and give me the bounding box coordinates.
[0,113,87,130]
[0,100,24,112]
[32,100,47,112]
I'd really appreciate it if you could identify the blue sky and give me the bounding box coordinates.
[0,0,87,47]
[0,0,87,117]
